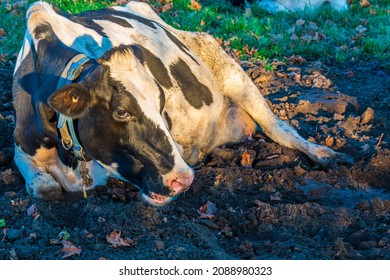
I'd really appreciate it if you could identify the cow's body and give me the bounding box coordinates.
[13,1,351,206]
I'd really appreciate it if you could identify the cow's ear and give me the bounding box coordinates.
[48,84,91,118]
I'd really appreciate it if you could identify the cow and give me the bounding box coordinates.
[12,1,352,206]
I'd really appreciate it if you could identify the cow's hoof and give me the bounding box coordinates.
[26,172,63,200]
[309,145,354,168]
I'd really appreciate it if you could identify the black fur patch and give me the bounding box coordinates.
[170,58,213,109]
[163,111,172,131]
[157,24,200,65]
[130,44,173,89]
[65,8,159,37]
[156,82,166,114]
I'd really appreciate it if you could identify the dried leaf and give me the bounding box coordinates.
[308,21,318,31]
[197,201,218,219]
[27,204,40,219]
[240,150,253,167]
[214,174,222,187]
[189,0,202,10]
[61,240,82,258]
[346,70,355,78]
[0,29,6,38]
[295,19,305,26]
[162,3,173,12]
[360,0,371,8]
[325,136,334,147]
[253,199,269,207]
[81,229,93,238]
[221,225,233,238]
[286,55,306,65]
[115,0,130,5]
[106,230,136,248]
[356,25,367,34]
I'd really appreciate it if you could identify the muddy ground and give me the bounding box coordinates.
[0,55,389,260]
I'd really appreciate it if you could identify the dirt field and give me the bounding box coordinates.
[0,55,389,260]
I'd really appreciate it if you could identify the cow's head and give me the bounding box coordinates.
[48,46,194,206]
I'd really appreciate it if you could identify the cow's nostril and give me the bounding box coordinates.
[168,174,194,195]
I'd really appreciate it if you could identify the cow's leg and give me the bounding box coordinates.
[173,32,353,166]
[14,145,63,200]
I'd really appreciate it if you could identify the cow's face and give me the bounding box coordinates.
[48,46,193,206]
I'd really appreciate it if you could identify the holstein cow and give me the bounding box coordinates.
[13,1,351,206]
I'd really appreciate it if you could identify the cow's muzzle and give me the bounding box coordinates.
[142,168,194,206]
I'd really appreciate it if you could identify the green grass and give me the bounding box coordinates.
[0,0,389,64]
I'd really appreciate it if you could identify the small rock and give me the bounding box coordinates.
[198,219,219,230]
[360,107,375,124]
[7,229,22,242]
[355,200,369,211]
[3,191,16,198]
[14,243,39,260]
[378,237,389,248]
[359,240,377,250]
[270,191,282,201]
[155,240,164,250]
[175,246,186,253]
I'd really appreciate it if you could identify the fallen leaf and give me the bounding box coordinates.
[197,201,218,219]
[240,150,253,167]
[27,204,40,219]
[61,240,82,258]
[308,21,318,31]
[220,225,233,238]
[356,25,367,34]
[346,70,355,78]
[162,3,173,12]
[115,0,130,5]
[189,0,202,10]
[106,230,136,248]
[0,219,5,227]
[286,55,306,65]
[289,34,298,41]
[325,136,334,147]
[295,19,305,26]
[360,0,371,8]
[214,174,223,187]
[369,8,377,15]
[50,229,70,244]
[81,229,93,238]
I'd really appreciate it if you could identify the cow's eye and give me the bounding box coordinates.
[113,109,129,120]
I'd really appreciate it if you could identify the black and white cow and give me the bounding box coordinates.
[13,1,351,206]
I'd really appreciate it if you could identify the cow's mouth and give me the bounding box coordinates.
[142,192,176,206]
